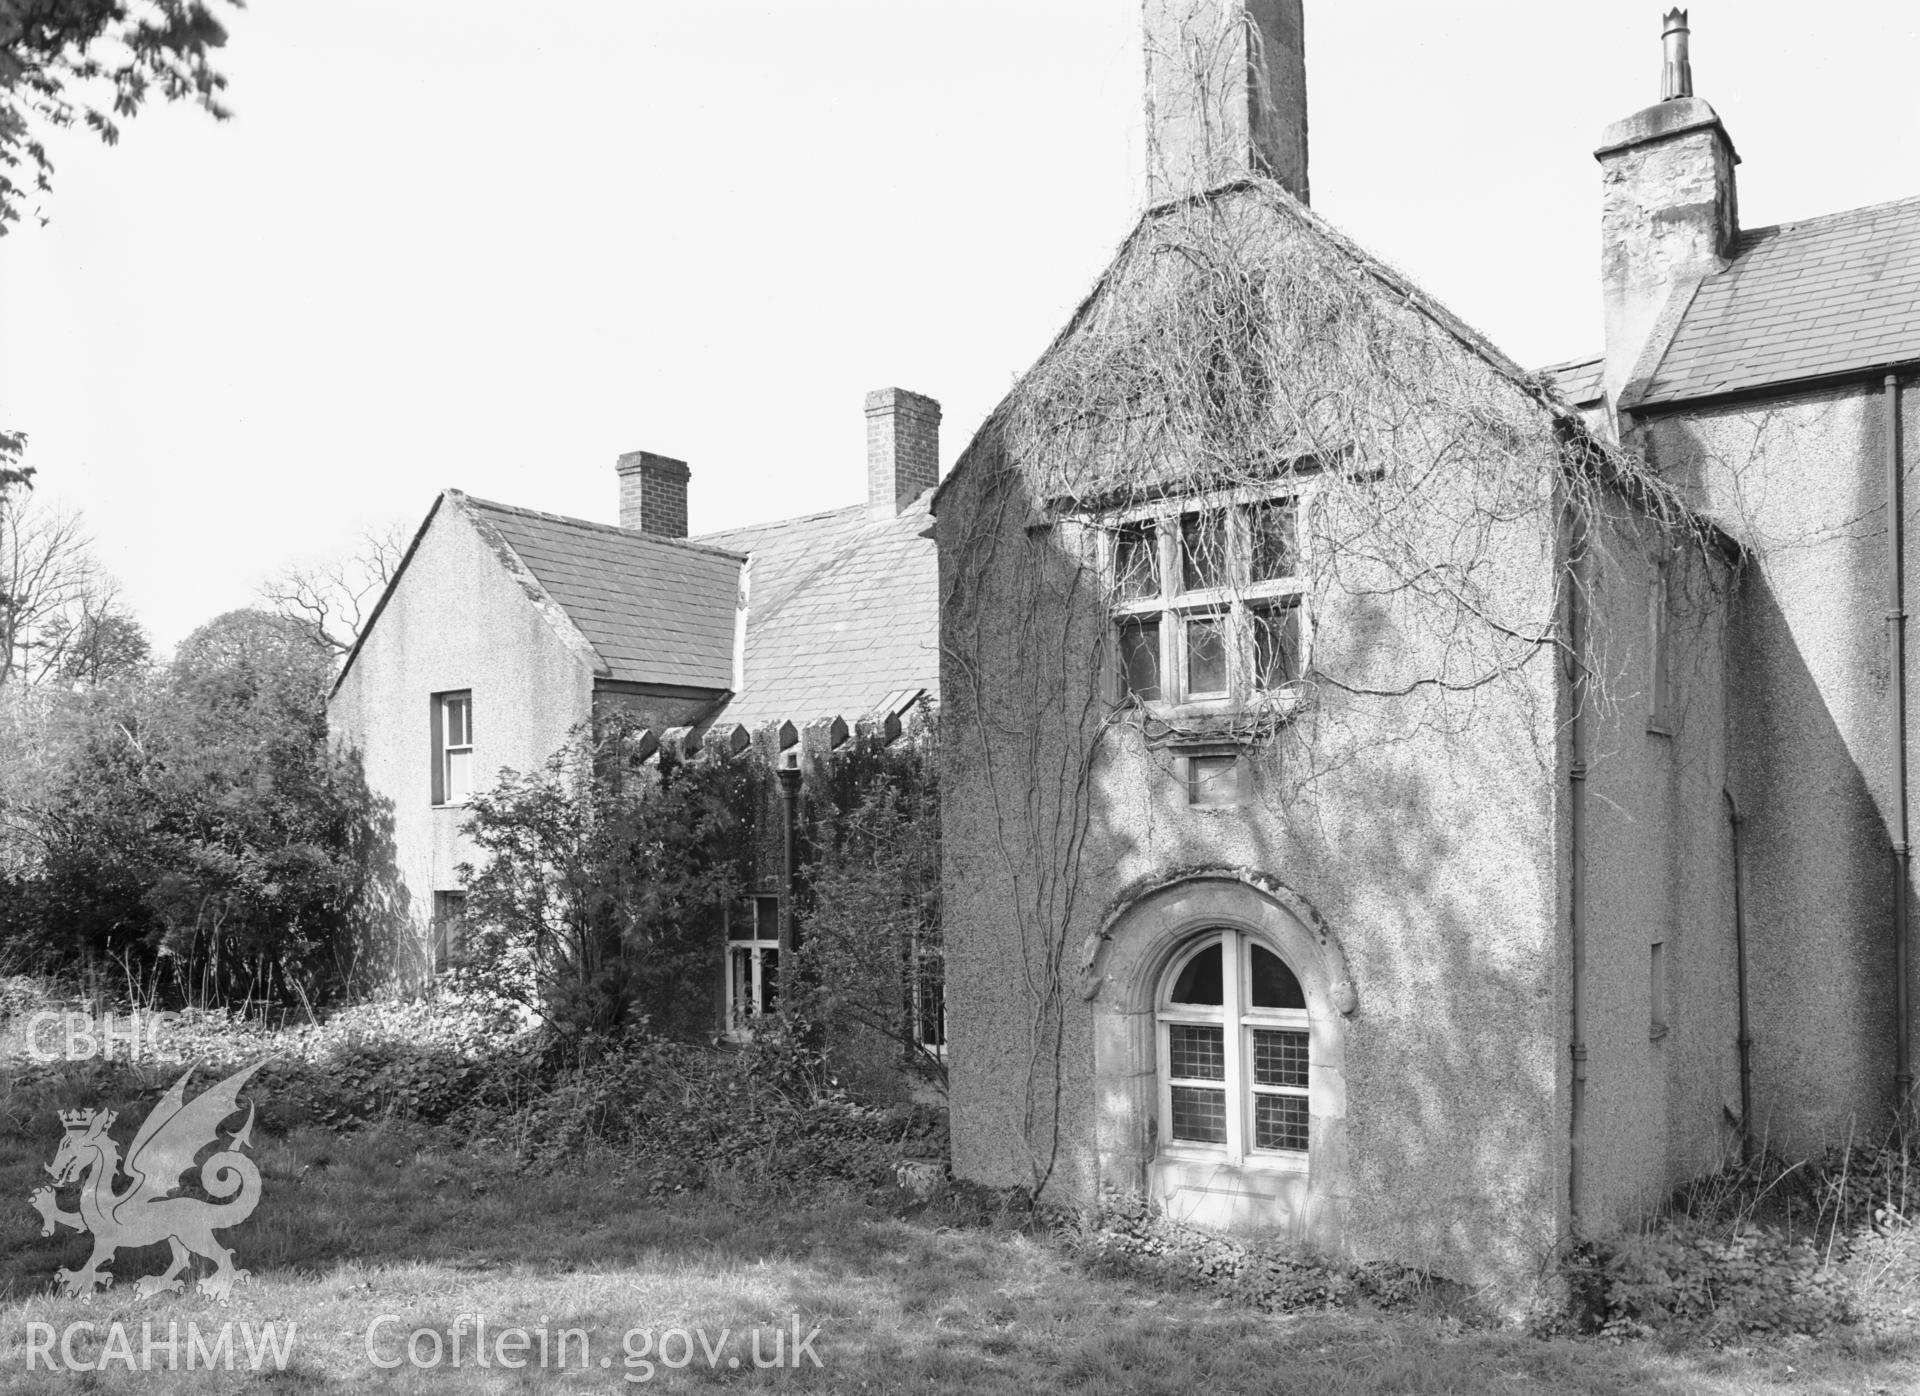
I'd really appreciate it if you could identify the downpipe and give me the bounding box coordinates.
[1567,501,1591,1227]
[1723,787,1753,1154]
[1887,374,1912,1107]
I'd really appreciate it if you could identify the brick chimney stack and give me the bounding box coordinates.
[1595,9,1738,412]
[865,388,941,517]
[616,451,690,538]
[1144,0,1308,205]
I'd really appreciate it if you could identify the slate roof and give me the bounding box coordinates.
[1635,194,1920,407]
[1540,356,1604,408]
[696,494,939,729]
[462,495,744,691]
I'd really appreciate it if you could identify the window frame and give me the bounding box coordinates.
[724,896,782,1037]
[430,890,467,974]
[1104,490,1310,711]
[1155,929,1311,1170]
[431,689,475,806]
[911,929,947,1060]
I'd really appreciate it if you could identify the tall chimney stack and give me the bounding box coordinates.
[616,451,690,538]
[865,388,941,518]
[1595,9,1738,411]
[1144,0,1308,205]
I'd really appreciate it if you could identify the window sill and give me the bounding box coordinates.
[1646,721,1673,739]
[1649,1024,1670,1043]
[1133,689,1307,743]
[1156,1145,1309,1173]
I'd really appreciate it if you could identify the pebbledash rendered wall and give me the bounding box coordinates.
[1575,506,1739,1229]
[1637,377,1920,1158]
[328,498,600,970]
[938,219,1581,1293]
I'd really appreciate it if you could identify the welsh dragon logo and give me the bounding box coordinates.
[29,1061,264,1303]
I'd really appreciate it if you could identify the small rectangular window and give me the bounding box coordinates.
[913,935,946,1054]
[726,899,782,1033]
[1186,753,1240,808]
[431,891,467,973]
[431,690,474,805]
[1117,617,1162,700]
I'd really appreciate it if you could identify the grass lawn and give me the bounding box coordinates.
[0,1114,1915,1395]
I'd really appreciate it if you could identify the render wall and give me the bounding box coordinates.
[1639,379,1918,1156]
[329,502,596,972]
[1577,507,1740,1229]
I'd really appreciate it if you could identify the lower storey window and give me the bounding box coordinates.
[1159,929,1310,1160]
[431,891,467,973]
[727,896,781,1030]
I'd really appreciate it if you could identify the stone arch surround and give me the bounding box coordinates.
[1085,872,1354,1248]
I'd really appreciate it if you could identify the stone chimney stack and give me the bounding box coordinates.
[1144,0,1308,205]
[1595,9,1738,410]
[616,451,690,538]
[865,388,941,517]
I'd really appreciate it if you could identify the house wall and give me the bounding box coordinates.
[1577,506,1739,1229]
[329,502,597,971]
[933,185,1599,1287]
[1638,377,1919,1157]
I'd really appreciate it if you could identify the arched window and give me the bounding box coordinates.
[1158,930,1309,1162]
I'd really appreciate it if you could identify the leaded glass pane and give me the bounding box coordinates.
[1254,1092,1309,1151]
[1117,618,1161,700]
[1252,604,1301,689]
[1249,945,1305,1009]
[1180,511,1228,591]
[1170,1085,1227,1144]
[1252,1028,1309,1088]
[1169,942,1222,1005]
[1167,1023,1224,1080]
[1114,522,1160,602]
[1249,500,1297,581]
[1186,616,1227,695]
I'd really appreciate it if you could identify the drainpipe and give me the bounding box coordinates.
[1723,787,1753,1153]
[1887,374,1912,1105]
[777,752,803,955]
[1567,502,1591,1227]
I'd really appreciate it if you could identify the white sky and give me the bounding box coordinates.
[2,1,1916,649]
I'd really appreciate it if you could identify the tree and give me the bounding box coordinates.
[50,603,149,684]
[0,0,239,233]
[0,493,118,686]
[259,521,409,657]
[0,606,399,1006]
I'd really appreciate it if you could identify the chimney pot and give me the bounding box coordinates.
[615,451,690,538]
[1661,8,1693,101]
[865,388,941,517]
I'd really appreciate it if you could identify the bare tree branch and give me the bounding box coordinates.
[258,520,408,656]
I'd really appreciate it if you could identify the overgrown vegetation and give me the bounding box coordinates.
[0,608,403,1006]
[456,708,942,1087]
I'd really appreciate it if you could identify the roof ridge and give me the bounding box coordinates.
[694,500,870,542]
[460,492,746,562]
[1737,191,1920,246]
